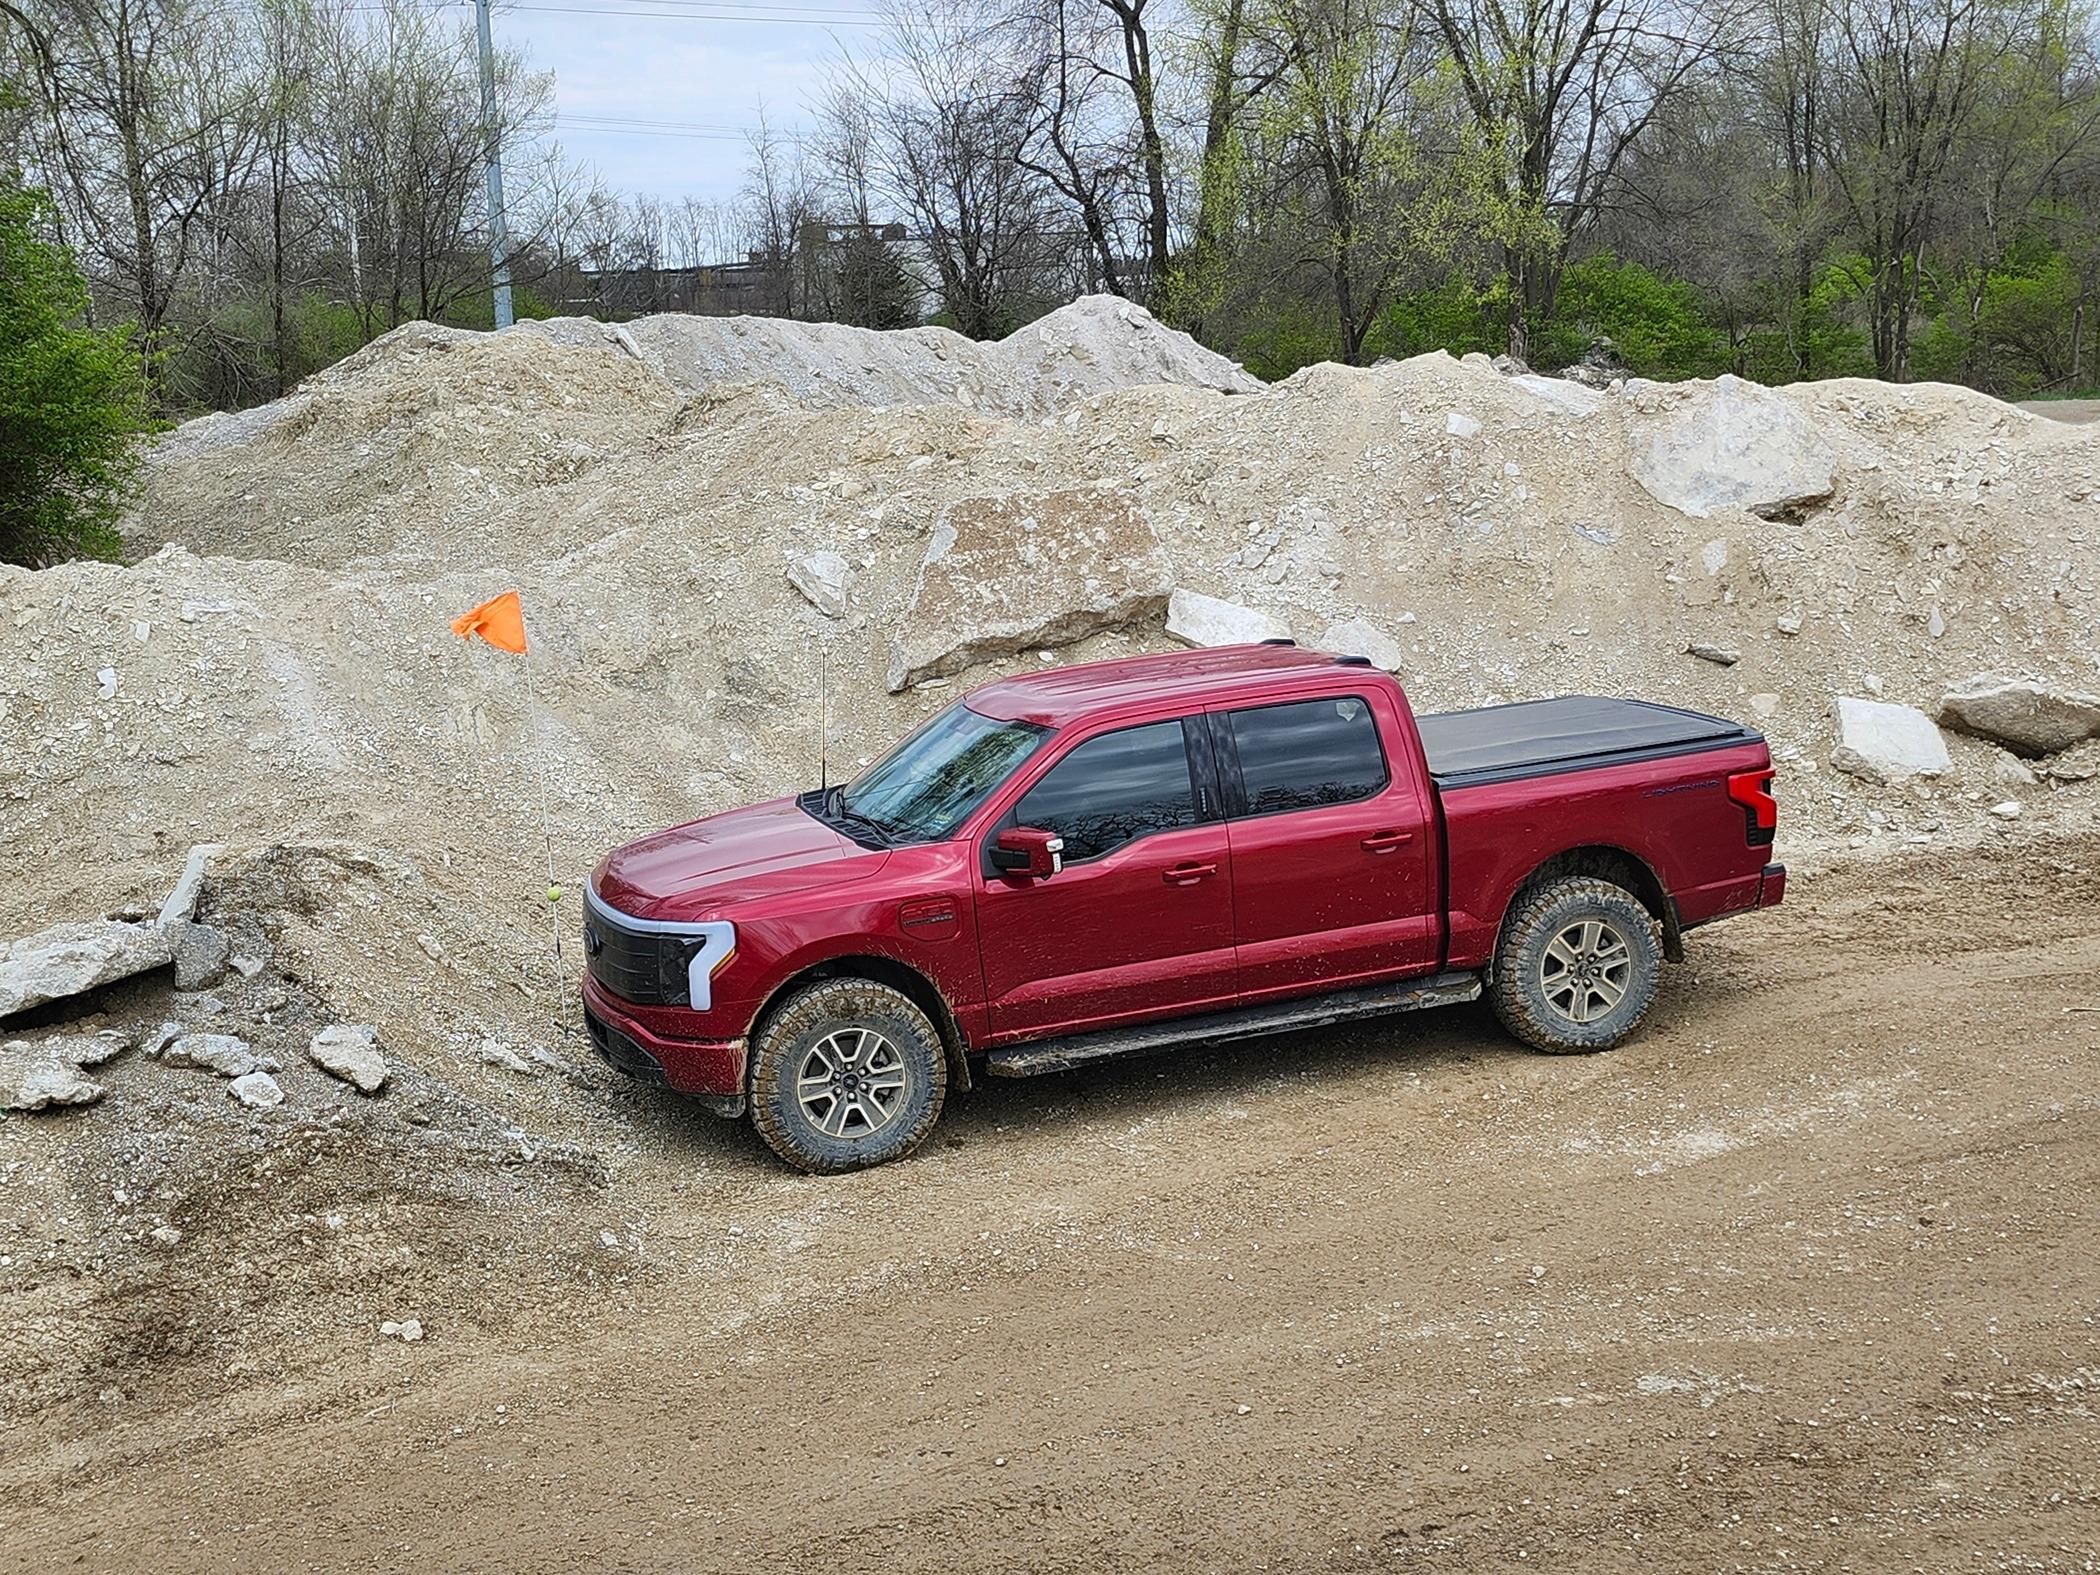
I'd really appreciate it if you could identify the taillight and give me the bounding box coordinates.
[1727,770,1777,846]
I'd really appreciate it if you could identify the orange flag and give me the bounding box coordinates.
[451,590,528,654]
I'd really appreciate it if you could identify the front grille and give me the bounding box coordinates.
[585,1008,668,1085]
[584,899,692,1006]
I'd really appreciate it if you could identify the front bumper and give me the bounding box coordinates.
[582,973,747,1112]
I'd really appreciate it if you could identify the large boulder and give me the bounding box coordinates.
[1319,617,1407,672]
[1166,590,1290,648]
[1627,375,1838,521]
[1936,676,2100,757]
[1830,697,1951,784]
[887,487,1172,691]
[0,919,175,1020]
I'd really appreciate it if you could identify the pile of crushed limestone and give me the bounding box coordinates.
[5,292,2100,1410]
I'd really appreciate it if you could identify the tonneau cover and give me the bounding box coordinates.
[1418,695,1760,789]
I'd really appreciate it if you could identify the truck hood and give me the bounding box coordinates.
[593,796,891,919]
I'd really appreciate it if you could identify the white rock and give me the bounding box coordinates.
[1318,618,1406,672]
[1748,692,1782,719]
[1937,676,2100,756]
[156,842,222,926]
[1687,642,1740,666]
[1699,538,1729,577]
[95,667,117,700]
[307,1024,388,1094]
[474,1039,539,1076]
[1829,697,1951,785]
[227,1070,283,1110]
[786,550,853,618]
[1166,589,1289,648]
[163,1032,258,1078]
[379,1318,425,1342]
[1776,611,1804,636]
[1510,374,1603,417]
[1627,374,1837,521]
[0,1052,105,1111]
[0,918,176,1018]
[1990,752,2038,788]
[1988,800,2023,820]
[1444,411,1482,439]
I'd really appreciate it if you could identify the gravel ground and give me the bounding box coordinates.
[2021,399,2100,425]
[5,840,2096,1574]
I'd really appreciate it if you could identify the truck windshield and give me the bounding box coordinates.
[833,702,1050,844]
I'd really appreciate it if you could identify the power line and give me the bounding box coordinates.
[515,0,878,13]
[558,112,771,132]
[502,2,882,21]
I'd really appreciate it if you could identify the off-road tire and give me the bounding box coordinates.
[1491,876,1662,1055]
[748,979,947,1173]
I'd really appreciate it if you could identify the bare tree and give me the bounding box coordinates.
[22,0,260,399]
[823,0,1070,336]
[1422,0,1736,358]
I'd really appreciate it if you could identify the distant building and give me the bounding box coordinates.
[572,220,932,322]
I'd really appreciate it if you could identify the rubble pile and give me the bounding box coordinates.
[4,295,2099,1409]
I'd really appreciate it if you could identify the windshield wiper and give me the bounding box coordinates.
[826,789,894,847]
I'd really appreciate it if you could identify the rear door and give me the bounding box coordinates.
[1213,689,1439,1003]
[974,717,1236,1041]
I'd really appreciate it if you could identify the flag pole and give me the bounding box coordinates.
[450,588,568,1033]
[519,638,569,1029]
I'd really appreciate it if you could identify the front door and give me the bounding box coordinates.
[975,717,1236,1041]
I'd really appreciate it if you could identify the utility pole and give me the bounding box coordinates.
[473,0,514,329]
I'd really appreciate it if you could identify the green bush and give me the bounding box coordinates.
[1367,272,1506,362]
[1370,257,1729,379]
[1231,299,1343,380]
[0,181,151,567]
[1536,253,1730,380]
[1912,244,2086,397]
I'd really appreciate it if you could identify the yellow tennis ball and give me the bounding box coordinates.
[546,884,563,903]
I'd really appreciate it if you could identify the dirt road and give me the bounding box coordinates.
[6,845,2099,1574]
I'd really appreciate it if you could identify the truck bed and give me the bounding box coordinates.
[1417,695,1761,790]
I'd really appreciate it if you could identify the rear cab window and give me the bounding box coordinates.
[1220,695,1389,816]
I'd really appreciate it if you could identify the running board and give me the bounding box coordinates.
[982,971,1483,1079]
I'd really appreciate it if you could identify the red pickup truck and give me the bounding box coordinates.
[584,644,1783,1171]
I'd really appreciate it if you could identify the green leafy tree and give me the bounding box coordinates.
[0,180,150,567]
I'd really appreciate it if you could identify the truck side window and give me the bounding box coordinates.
[1226,697,1389,816]
[1014,719,1197,862]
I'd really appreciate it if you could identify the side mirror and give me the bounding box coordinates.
[991,826,1064,880]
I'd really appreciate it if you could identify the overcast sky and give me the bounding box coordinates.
[486,0,883,209]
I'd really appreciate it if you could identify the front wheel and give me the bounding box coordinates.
[1491,876,1662,1054]
[748,979,947,1172]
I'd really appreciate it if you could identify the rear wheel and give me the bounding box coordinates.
[1491,876,1661,1054]
[748,979,947,1172]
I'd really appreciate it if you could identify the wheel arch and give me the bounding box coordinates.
[748,953,974,1093]
[1493,844,1682,970]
